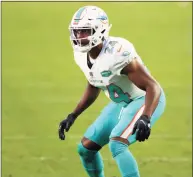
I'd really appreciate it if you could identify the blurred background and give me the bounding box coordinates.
[2,2,192,177]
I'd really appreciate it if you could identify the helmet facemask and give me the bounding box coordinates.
[69,27,95,52]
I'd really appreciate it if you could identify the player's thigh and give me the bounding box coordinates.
[110,89,166,145]
[84,102,122,147]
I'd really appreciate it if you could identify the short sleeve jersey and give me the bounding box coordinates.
[74,36,146,104]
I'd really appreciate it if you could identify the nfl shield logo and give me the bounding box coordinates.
[89,72,93,77]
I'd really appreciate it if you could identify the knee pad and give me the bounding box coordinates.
[77,142,98,161]
[109,140,128,158]
[77,142,104,172]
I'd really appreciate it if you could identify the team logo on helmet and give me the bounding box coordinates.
[97,15,108,24]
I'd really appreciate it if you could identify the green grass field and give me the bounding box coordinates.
[2,2,192,177]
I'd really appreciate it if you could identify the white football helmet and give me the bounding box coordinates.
[69,6,112,53]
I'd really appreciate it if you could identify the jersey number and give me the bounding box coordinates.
[107,84,131,104]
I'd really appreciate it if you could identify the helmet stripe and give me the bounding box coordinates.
[75,7,86,19]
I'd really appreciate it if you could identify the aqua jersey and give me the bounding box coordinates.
[73,36,146,104]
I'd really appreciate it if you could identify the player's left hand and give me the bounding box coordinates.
[132,115,151,142]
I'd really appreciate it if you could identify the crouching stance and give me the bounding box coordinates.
[58,6,166,177]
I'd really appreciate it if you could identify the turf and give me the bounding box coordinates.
[2,2,192,177]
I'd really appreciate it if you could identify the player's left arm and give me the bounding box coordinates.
[121,59,161,141]
[121,59,161,117]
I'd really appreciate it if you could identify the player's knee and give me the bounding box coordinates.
[77,142,89,157]
[77,142,97,161]
[109,139,128,158]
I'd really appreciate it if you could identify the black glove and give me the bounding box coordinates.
[58,113,77,140]
[132,115,151,142]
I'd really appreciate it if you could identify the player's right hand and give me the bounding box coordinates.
[58,113,77,140]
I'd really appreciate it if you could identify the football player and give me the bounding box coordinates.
[58,6,166,177]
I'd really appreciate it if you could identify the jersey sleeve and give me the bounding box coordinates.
[111,39,140,76]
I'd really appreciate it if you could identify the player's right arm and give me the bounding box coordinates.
[58,82,101,140]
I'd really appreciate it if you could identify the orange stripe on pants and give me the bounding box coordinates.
[120,105,145,139]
